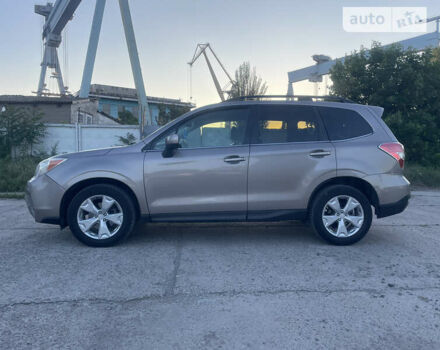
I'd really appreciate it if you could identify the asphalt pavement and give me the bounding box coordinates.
[1,190,439,349]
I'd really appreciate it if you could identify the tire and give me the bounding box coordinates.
[67,184,137,247]
[310,185,372,245]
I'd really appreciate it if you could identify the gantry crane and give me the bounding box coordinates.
[35,0,81,96]
[287,15,440,95]
[35,0,152,135]
[188,43,235,101]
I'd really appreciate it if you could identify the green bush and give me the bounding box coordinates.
[404,164,440,188]
[118,110,138,125]
[330,44,440,167]
[157,104,191,126]
[0,106,46,158]
[0,157,42,192]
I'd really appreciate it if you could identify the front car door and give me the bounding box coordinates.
[144,106,251,221]
[247,103,336,219]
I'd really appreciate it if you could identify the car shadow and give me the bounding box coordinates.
[50,221,388,248]
[126,221,322,246]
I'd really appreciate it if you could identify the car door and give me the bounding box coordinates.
[144,106,251,221]
[247,104,336,219]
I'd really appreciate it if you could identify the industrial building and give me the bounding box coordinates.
[0,85,193,126]
[0,95,119,125]
[0,95,76,124]
[87,84,193,123]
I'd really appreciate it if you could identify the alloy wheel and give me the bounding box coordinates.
[76,195,124,240]
[322,195,364,237]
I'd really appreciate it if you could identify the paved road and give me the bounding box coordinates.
[1,191,439,349]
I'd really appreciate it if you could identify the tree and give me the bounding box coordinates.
[330,43,440,166]
[228,62,268,99]
[118,110,138,125]
[0,106,46,158]
[157,104,191,126]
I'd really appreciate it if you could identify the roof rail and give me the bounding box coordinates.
[224,95,354,103]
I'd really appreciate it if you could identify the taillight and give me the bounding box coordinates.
[379,142,405,168]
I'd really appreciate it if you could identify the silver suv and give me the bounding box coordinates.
[26,96,410,247]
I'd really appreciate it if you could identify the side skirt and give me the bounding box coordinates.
[247,209,307,221]
[145,209,308,223]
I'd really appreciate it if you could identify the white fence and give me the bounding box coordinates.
[37,123,140,155]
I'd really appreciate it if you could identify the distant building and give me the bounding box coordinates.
[0,95,75,124]
[0,95,117,125]
[87,84,194,123]
[1,85,194,125]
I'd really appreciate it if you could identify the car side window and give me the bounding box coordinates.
[317,107,373,140]
[151,108,249,150]
[252,105,325,144]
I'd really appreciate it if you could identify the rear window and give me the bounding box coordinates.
[317,107,373,140]
[252,105,326,144]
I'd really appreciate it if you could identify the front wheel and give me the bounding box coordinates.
[310,185,372,245]
[67,184,137,247]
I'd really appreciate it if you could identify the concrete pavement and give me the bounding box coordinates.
[1,191,439,349]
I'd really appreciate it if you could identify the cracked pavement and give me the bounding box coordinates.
[1,191,440,349]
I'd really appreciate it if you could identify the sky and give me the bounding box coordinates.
[0,0,440,107]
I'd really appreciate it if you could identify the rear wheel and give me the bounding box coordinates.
[310,185,372,245]
[67,184,137,247]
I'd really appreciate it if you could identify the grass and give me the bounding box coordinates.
[0,157,41,193]
[404,164,440,188]
[0,192,24,199]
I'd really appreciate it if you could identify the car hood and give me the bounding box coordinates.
[58,147,121,159]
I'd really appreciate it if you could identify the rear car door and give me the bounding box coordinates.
[315,106,377,175]
[247,104,336,218]
[144,106,251,221]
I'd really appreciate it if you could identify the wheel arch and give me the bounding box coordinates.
[307,176,379,214]
[59,178,141,228]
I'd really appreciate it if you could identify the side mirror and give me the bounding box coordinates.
[162,134,180,158]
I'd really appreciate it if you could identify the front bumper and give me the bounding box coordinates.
[25,174,64,225]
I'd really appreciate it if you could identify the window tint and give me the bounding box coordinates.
[252,105,325,144]
[318,107,373,140]
[152,108,249,150]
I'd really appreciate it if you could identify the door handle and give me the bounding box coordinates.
[309,150,331,157]
[224,155,246,163]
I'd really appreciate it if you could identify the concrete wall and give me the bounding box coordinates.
[36,124,140,155]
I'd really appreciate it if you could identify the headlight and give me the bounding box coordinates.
[35,157,67,177]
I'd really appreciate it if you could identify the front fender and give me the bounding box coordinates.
[61,170,149,216]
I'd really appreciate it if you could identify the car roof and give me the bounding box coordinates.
[198,99,365,112]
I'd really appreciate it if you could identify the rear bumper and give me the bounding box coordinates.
[376,194,410,218]
[363,173,410,218]
[364,173,410,202]
[25,174,64,225]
